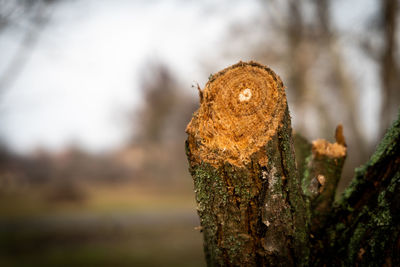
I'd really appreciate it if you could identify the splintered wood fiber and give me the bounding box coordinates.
[312,139,346,158]
[186,61,287,167]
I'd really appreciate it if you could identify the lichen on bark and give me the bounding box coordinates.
[186,61,309,266]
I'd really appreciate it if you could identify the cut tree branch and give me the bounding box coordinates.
[186,61,400,266]
[302,125,347,234]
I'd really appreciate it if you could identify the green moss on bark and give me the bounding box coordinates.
[318,111,400,266]
[293,132,312,184]
[187,108,310,266]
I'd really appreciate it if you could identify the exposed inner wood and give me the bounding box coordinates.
[312,139,346,158]
[186,61,287,167]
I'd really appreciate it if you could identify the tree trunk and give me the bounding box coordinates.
[186,61,400,266]
[186,61,309,266]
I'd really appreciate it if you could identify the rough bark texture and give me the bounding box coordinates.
[301,125,347,234]
[186,61,400,266]
[293,132,312,183]
[186,62,309,266]
[317,111,400,266]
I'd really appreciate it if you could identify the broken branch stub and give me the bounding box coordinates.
[302,125,347,234]
[186,61,309,266]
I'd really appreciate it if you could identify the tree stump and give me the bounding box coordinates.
[186,61,309,266]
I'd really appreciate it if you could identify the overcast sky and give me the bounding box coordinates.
[0,0,378,154]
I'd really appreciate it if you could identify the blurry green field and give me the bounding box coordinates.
[0,183,206,267]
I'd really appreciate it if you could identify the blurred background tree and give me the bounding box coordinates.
[0,0,58,95]
[127,62,197,186]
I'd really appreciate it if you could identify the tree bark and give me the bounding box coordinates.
[317,111,400,266]
[301,125,347,234]
[186,61,400,266]
[186,61,309,266]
